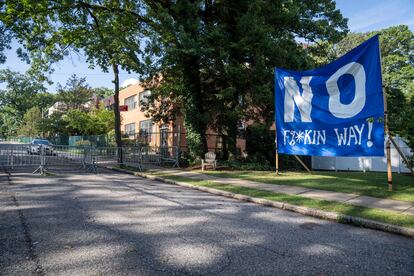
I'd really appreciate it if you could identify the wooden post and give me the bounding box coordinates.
[275,136,279,175]
[378,38,393,191]
[294,155,312,174]
[275,68,279,175]
[383,87,393,191]
[389,136,414,176]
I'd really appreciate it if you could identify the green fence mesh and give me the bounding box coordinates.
[68,134,109,147]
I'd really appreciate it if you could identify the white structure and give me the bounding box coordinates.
[312,136,413,173]
[121,78,139,88]
[47,102,67,116]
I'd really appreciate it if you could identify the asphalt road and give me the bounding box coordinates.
[1,167,414,276]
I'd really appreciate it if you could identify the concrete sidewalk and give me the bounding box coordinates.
[159,169,414,216]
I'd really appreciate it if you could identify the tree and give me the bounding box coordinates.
[0,69,46,118]
[0,110,20,137]
[87,105,115,135]
[1,0,147,153]
[310,25,414,151]
[18,107,43,137]
[0,69,51,136]
[57,75,93,110]
[2,0,349,161]
[62,106,114,135]
[141,0,348,160]
[93,87,113,98]
[0,22,11,64]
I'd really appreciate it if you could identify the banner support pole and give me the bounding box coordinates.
[383,89,393,191]
[274,68,279,175]
[379,36,393,191]
[389,136,414,175]
[275,135,279,175]
[294,155,312,174]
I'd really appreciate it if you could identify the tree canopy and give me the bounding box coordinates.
[0,69,54,137]
[140,0,348,159]
[56,75,94,110]
[1,0,349,159]
[1,0,147,149]
[0,22,11,64]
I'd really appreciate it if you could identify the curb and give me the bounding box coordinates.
[109,166,414,238]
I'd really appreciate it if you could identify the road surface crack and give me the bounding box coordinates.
[4,169,45,276]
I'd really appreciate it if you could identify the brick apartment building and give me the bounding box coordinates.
[106,82,246,154]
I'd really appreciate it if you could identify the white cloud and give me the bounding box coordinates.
[346,1,414,32]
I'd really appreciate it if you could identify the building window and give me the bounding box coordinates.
[139,90,151,106]
[124,95,137,110]
[125,123,135,136]
[139,119,153,136]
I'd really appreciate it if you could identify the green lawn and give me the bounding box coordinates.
[150,172,414,229]
[199,170,414,203]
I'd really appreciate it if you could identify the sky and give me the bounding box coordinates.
[0,0,413,92]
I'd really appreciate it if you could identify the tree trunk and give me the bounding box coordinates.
[112,63,123,163]
[181,55,208,159]
[226,119,238,159]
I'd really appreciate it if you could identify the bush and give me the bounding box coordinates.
[244,123,310,171]
[178,151,190,167]
[245,123,275,164]
[121,138,136,147]
[107,130,116,146]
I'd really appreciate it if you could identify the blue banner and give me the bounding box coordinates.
[275,35,384,157]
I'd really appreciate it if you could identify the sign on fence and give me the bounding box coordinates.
[275,35,384,156]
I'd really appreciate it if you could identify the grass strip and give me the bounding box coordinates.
[151,172,414,229]
[200,170,414,203]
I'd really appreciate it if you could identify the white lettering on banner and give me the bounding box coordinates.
[326,62,366,118]
[304,130,312,144]
[317,131,327,145]
[284,76,313,122]
[354,124,365,145]
[283,124,370,148]
[334,124,366,146]
[334,128,347,146]
[283,129,326,146]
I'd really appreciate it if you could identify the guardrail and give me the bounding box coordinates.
[0,143,179,174]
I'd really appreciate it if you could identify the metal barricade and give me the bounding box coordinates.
[158,146,180,167]
[0,143,41,169]
[0,143,179,174]
[0,143,94,174]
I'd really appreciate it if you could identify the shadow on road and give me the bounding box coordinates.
[1,166,414,275]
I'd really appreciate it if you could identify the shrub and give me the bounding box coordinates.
[121,138,136,147]
[245,123,275,164]
[244,123,310,171]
